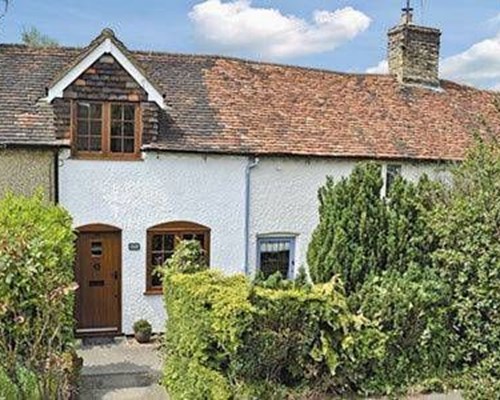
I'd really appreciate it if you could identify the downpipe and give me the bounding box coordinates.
[244,156,259,276]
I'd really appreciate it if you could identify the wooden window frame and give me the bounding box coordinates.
[145,221,211,294]
[71,100,142,160]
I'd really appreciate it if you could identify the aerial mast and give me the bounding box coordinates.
[402,0,414,24]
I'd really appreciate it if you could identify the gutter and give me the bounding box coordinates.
[244,156,259,276]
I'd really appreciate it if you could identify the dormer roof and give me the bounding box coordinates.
[45,29,166,109]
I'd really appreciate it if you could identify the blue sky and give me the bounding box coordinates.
[1,1,499,89]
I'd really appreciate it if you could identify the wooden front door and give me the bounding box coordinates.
[75,226,121,336]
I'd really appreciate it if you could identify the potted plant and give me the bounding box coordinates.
[133,319,152,343]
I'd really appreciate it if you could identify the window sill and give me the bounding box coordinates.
[71,154,143,162]
[143,290,163,296]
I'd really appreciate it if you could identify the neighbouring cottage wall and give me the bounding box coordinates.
[248,157,448,276]
[58,150,248,333]
[0,148,54,201]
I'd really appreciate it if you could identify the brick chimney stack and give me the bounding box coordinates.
[388,9,442,88]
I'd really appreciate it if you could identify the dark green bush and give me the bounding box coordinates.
[133,319,152,335]
[307,163,439,294]
[0,192,77,398]
[307,163,387,293]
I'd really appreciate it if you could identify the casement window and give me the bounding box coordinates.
[257,237,295,280]
[146,221,210,294]
[385,164,402,195]
[73,101,141,159]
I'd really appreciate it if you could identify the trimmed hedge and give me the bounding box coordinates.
[163,250,385,399]
[0,192,77,399]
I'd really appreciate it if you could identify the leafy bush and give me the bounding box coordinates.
[429,141,500,378]
[163,242,385,399]
[164,239,209,274]
[0,192,77,398]
[163,269,253,400]
[354,266,451,394]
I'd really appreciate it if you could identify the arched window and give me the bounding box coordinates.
[145,221,210,294]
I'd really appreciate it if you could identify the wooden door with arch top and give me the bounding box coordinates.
[75,226,121,336]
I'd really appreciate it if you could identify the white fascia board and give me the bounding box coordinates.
[46,38,166,109]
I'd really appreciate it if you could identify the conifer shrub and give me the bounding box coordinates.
[0,192,77,398]
[307,163,439,293]
[307,163,387,293]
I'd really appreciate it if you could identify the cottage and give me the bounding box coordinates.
[1,12,499,335]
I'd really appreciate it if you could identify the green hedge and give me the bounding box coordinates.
[0,192,77,399]
[163,252,385,399]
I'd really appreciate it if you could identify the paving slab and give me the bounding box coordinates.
[79,383,168,400]
[76,336,167,399]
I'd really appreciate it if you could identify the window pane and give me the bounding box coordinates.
[90,136,101,151]
[182,233,195,241]
[90,121,102,135]
[259,239,292,279]
[123,139,135,153]
[195,234,205,244]
[151,252,164,266]
[77,103,89,118]
[77,120,89,136]
[152,235,163,251]
[124,105,135,121]
[163,234,175,251]
[90,103,102,119]
[110,138,122,153]
[91,242,103,256]
[151,273,162,288]
[111,121,122,137]
[111,104,122,120]
[76,136,88,151]
[123,122,135,137]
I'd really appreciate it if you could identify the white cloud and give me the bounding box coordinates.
[441,32,500,88]
[366,31,500,90]
[366,60,388,74]
[189,0,371,59]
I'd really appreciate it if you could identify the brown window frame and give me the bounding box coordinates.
[145,221,211,294]
[71,100,142,160]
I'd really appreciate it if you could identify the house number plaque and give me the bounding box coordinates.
[128,243,141,251]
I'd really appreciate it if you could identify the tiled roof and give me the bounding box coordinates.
[1,42,499,160]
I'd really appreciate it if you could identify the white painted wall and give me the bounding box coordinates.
[248,157,448,277]
[59,149,447,334]
[59,150,248,333]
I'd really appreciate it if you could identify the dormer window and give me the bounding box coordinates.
[73,101,141,159]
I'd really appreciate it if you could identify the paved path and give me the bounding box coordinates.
[76,336,168,400]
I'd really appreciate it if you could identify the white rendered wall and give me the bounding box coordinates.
[59,150,247,334]
[59,149,447,334]
[248,157,448,276]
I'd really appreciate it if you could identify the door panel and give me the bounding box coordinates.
[75,230,121,335]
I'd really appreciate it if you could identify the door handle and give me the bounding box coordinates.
[113,271,118,280]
